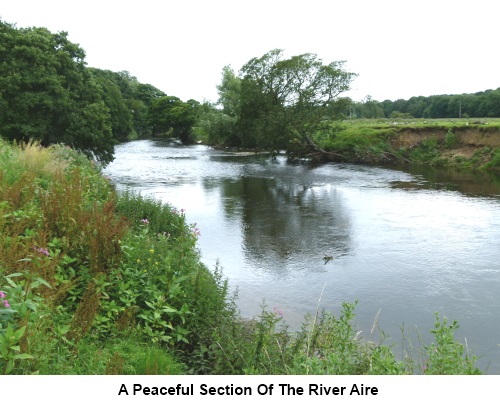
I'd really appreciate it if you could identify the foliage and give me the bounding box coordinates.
[421,315,481,374]
[444,129,457,148]
[0,17,201,163]
[480,148,500,171]
[217,66,241,118]
[352,88,500,119]
[0,19,115,164]
[195,103,238,146]
[193,299,480,375]
[148,96,198,143]
[210,49,357,154]
[89,69,135,141]
[0,139,238,373]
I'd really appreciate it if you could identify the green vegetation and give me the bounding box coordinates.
[0,19,201,164]
[200,49,355,155]
[195,51,500,171]
[0,139,483,374]
[296,118,500,171]
[351,89,500,119]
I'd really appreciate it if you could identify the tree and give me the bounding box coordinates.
[357,96,385,118]
[148,96,197,143]
[0,19,115,164]
[226,49,357,155]
[217,65,241,117]
[90,68,134,141]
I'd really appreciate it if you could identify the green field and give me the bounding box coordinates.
[311,118,500,171]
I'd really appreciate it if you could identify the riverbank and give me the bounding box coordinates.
[0,138,485,375]
[314,119,500,171]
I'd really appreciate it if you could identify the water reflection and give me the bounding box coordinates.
[387,164,500,197]
[216,176,352,276]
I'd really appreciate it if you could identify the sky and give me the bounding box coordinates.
[1,0,499,103]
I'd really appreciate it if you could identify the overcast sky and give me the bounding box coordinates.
[2,0,498,103]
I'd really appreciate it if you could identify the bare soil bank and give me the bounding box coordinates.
[393,126,499,149]
[387,126,500,167]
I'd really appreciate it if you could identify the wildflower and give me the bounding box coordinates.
[2,300,10,308]
[273,307,284,317]
[149,249,155,254]
[0,291,5,299]
[140,218,149,225]
[33,246,50,256]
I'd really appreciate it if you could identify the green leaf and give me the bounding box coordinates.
[35,277,52,289]
[161,306,177,314]
[13,325,27,340]
[5,359,14,374]
[13,353,34,360]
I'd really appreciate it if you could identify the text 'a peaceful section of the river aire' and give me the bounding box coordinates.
[117,383,378,396]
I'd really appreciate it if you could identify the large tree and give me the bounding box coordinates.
[90,68,135,141]
[0,19,115,163]
[217,49,357,156]
[148,96,197,143]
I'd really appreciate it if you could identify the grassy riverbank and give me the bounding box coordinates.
[0,139,483,374]
[312,118,500,171]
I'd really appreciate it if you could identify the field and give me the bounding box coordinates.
[313,118,500,170]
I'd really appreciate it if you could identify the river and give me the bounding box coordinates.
[104,139,500,374]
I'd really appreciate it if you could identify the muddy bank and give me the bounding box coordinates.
[391,126,500,149]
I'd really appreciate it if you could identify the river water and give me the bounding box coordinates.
[104,140,500,374]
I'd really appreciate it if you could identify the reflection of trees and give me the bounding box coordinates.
[389,165,500,197]
[218,175,353,274]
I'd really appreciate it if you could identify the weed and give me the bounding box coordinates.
[444,129,457,148]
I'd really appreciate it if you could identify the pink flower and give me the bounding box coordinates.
[140,218,149,225]
[0,291,5,299]
[273,307,284,317]
[33,246,49,256]
[2,300,10,308]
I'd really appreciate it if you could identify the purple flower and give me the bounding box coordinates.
[2,300,10,308]
[140,218,149,225]
[273,307,284,317]
[0,291,5,299]
[33,246,50,256]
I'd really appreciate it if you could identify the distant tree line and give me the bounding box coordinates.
[351,89,500,119]
[0,19,199,164]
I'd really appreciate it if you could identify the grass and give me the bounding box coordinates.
[0,137,486,375]
[342,117,500,129]
[309,118,500,170]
